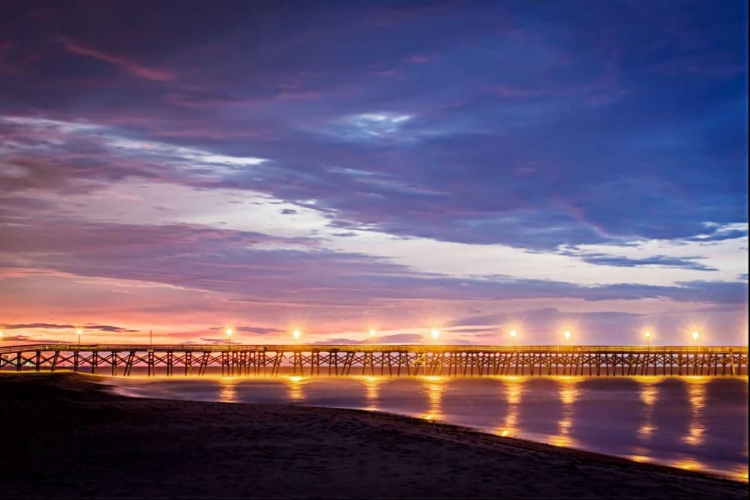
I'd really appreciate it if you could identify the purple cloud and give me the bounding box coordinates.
[0,1,746,344]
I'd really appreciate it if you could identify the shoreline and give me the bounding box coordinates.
[2,372,747,499]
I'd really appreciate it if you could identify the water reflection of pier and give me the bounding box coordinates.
[1,344,746,377]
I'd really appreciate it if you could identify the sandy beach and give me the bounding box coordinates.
[1,373,746,499]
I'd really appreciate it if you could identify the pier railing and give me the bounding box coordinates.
[0,344,746,377]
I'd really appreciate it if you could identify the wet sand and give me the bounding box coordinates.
[1,373,747,499]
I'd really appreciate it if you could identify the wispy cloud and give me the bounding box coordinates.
[58,38,174,82]
[2,322,137,332]
[0,1,745,344]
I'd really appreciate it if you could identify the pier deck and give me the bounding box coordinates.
[0,344,746,377]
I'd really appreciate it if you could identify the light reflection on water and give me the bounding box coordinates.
[551,378,579,448]
[497,377,521,437]
[638,378,658,439]
[683,378,707,446]
[363,376,380,411]
[218,377,238,403]
[285,376,304,401]
[108,376,748,481]
[422,376,444,421]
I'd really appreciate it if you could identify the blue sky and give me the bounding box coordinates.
[0,0,747,345]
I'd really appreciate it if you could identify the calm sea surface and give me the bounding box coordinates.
[105,376,748,481]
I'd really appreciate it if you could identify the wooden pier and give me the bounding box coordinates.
[0,344,747,377]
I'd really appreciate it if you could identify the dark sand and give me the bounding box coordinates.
[1,373,747,499]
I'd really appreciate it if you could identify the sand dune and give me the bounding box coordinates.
[1,373,746,499]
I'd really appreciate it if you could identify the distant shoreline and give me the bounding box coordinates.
[2,373,747,499]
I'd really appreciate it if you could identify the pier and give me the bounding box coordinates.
[0,344,747,377]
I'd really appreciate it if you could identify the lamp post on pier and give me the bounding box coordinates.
[431,329,439,345]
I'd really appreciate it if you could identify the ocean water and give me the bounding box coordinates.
[105,376,748,481]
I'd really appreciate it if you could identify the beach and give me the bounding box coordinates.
[1,373,747,499]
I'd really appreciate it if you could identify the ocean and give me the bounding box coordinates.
[105,375,748,481]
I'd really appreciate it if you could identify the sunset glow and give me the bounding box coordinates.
[1,3,747,499]
[0,1,746,348]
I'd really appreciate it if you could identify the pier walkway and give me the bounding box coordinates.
[0,344,746,377]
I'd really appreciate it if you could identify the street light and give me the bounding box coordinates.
[564,330,571,345]
[431,329,439,343]
[692,331,700,346]
[293,330,301,344]
[644,331,651,349]
[510,329,517,349]
[369,329,376,345]
[77,328,83,346]
[225,328,232,348]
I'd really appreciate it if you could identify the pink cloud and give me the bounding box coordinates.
[276,90,320,101]
[369,4,454,26]
[58,38,174,82]
[406,54,432,64]
[486,85,544,98]
[370,68,402,78]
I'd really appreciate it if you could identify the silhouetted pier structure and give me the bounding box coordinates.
[0,344,747,377]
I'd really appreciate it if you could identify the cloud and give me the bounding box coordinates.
[569,253,717,271]
[0,335,62,343]
[209,326,283,334]
[315,333,424,344]
[165,90,245,108]
[58,38,174,82]
[685,225,748,242]
[198,337,232,345]
[3,322,75,330]
[2,322,137,332]
[0,115,267,194]
[406,55,432,64]
[0,1,746,344]
[0,218,745,307]
[85,324,139,333]
[447,314,507,328]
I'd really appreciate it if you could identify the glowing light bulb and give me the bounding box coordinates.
[370,329,376,337]
[431,329,439,340]
[510,330,517,338]
[692,331,700,342]
[564,331,571,339]
[644,331,651,338]
[293,330,301,340]
[226,328,233,337]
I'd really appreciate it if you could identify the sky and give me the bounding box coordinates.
[0,0,747,346]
